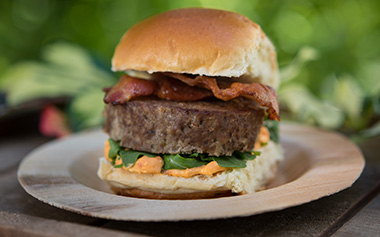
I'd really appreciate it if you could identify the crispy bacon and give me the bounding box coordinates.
[155,76,213,101]
[165,73,280,121]
[104,75,156,104]
[104,75,212,104]
[105,73,280,121]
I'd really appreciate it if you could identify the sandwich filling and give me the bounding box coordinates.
[103,122,277,179]
[104,72,279,121]
[99,8,282,198]
[101,71,280,180]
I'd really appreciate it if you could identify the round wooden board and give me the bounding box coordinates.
[17,123,365,221]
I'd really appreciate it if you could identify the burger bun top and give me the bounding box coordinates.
[112,8,279,89]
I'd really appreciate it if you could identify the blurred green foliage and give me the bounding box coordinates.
[0,0,380,138]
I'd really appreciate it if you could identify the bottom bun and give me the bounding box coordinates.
[97,141,283,199]
[111,187,235,199]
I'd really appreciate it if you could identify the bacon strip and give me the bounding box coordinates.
[105,74,280,121]
[104,75,157,105]
[104,75,212,104]
[165,73,280,121]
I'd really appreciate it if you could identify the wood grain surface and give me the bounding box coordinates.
[1,123,380,236]
[17,123,365,221]
[0,211,139,237]
[333,194,380,236]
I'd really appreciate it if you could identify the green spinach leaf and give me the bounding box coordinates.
[119,150,156,166]
[264,119,279,143]
[163,154,207,170]
[108,138,122,159]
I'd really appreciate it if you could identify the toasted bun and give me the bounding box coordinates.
[97,141,283,199]
[111,187,234,200]
[112,8,279,89]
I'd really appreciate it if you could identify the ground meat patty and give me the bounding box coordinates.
[103,98,264,156]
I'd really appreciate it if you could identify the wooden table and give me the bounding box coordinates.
[1,125,380,236]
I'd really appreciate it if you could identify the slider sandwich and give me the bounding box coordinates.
[98,8,283,199]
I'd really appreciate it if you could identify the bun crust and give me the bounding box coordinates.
[98,141,283,199]
[111,187,234,200]
[112,8,279,89]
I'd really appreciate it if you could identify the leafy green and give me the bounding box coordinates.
[113,157,123,168]
[264,119,280,143]
[163,154,207,170]
[108,139,259,170]
[214,156,246,168]
[1,43,116,106]
[1,1,380,139]
[163,151,257,169]
[119,150,157,167]
[241,152,257,160]
[0,42,117,132]
[252,151,261,156]
[280,46,319,84]
[108,138,122,159]
[108,138,157,167]
[68,89,105,131]
[216,153,256,167]
[353,120,380,143]
[279,84,345,129]
[212,152,257,168]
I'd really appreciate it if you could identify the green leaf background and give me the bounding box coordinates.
[0,0,379,139]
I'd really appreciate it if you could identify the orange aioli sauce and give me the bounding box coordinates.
[103,141,244,177]
[104,140,113,163]
[254,126,270,150]
[127,156,164,174]
[164,161,227,178]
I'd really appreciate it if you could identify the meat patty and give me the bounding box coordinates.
[103,98,264,156]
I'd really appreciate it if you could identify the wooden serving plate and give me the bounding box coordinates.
[17,123,365,221]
